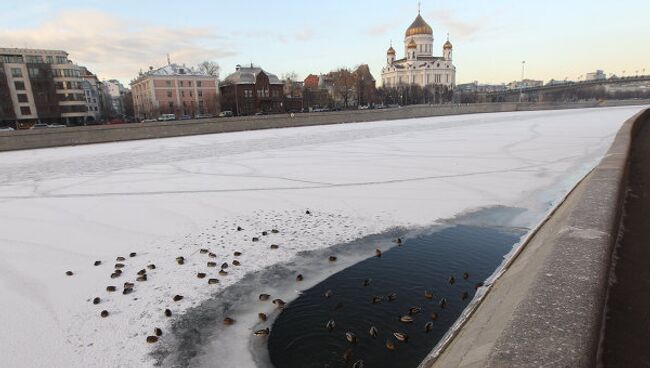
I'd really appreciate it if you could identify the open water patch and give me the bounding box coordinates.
[267,224,524,368]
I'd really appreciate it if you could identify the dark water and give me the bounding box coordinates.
[267,225,524,368]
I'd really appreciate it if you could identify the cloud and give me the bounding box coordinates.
[232,25,315,43]
[364,20,403,36]
[0,10,237,84]
[425,10,491,40]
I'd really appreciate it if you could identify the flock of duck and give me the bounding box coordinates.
[64,209,481,367]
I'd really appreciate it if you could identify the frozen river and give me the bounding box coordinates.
[0,106,644,367]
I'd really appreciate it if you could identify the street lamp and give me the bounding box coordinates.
[521,60,526,81]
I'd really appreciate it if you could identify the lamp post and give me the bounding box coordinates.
[521,60,526,81]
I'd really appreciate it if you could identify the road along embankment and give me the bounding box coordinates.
[1,99,649,152]
[421,108,650,368]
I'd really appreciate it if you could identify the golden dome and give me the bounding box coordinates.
[387,46,396,55]
[443,40,453,49]
[405,14,433,37]
[407,39,417,49]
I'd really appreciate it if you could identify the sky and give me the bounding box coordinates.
[1,0,649,86]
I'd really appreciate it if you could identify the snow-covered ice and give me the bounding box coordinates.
[0,106,644,367]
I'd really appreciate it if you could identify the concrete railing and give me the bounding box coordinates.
[1,99,649,152]
[424,108,650,367]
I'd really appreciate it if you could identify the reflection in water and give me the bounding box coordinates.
[268,225,524,368]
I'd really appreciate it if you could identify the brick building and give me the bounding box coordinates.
[130,63,219,120]
[0,48,92,128]
[219,64,284,116]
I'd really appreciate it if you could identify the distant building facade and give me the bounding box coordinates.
[381,11,456,88]
[103,79,128,117]
[0,48,93,128]
[585,70,607,81]
[79,66,102,124]
[130,63,219,120]
[507,79,544,89]
[219,64,284,115]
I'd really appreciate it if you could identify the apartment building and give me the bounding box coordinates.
[0,48,91,128]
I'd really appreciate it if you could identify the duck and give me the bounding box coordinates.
[146,335,158,343]
[262,231,268,236]
[271,229,279,234]
[164,309,172,317]
[219,270,228,276]
[147,264,156,270]
[408,307,422,315]
[124,282,134,288]
[430,312,438,321]
[372,296,382,304]
[352,360,364,368]
[254,327,270,336]
[93,297,101,305]
[154,328,163,336]
[116,256,126,262]
[223,317,235,325]
[237,226,243,231]
[232,260,241,266]
[272,299,286,309]
[221,262,229,269]
[326,319,335,332]
[207,262,217,268]
[106,286,116,292]
[369,325,378,337]
[385,338,396,351]
[393,332,409,342]
[94,260,102,266]
[424,322,433,333]
[296,274,303,281]
[129,252,136,258]
[343,349,353,362]
[345,331,358,343]
[400,315,413,323]
[363,279,372,287]
[258,313,268,321]
[136,275,147,282]
[252,237,260,242]
[324,289,333,298]
[395,238,402,245]
[233,251,242,257]
[208,278,219,284]
[200,249,209,254]
[173,295,183,302]
[305,210,311,215]
[100,310,109,318]
[270,244,279,249]
[387,292,397,302]
[424,290,434,299]
[329,256,337,262]
[113,269,122,275]
[463,272,470,280]
[197,272,206,279]
[375,249,382,257]
[448,276,456,285]
[110,272,120,279]
[461,291,469,300]
[208,252,217,258]
[439,298,447,308]
[137,269,147,276]
[176,257,185,265]
[259,293,271,301]
[114,263,125,269]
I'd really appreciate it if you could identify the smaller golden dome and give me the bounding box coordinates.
[387,46,396,55]
[444,40,453,49]
[407,39,417,49]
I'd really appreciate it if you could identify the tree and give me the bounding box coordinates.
[282,72,298,82]
[330,68,356,108]
[197,61,220,78]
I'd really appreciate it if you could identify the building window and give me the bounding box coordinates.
[20,106,31,115]
[166,80,172,87]
[56,56,68,64]
[198,90,203,97]
[0,54,24,63]
[14,81,25,90]
[181,91,185,97]
[167,91,172,98]
[197,81,202,87]
[17,94,28,103]
[11,68,23,78]
[168,102,174,111]
[26,55,44,63]
[45,56,53,64]
[189,91,192,97]
[188,81,192,87]
[28,68,40,77]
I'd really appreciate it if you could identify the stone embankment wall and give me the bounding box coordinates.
[423,108,650,368]
[1,99,649,152]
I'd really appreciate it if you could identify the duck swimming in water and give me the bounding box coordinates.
[369,325,378,337]
[463,272,470,280]
[345,331,358,343]
[375,249,382,257]
[424,290,434,299]
[273,299,286,309]
[324,289,333,298]
[424,321,433,333]
[439,298,447,308]
[326,319,335,332]
[461,291,469,300]
[259,293,271,301]
[409,307,422,315]
[387,292,397,302]
[385,338,396,351]
[448,276,456,285]
[393,332,409,342]
[236,226,243,231]
[296,274,303,281]
[254,327,270,336]
[352,360,364,368]
[223,317,235,325]
[363,279,372,287]
[400,315,413,323]
[258,313,267,321]
[372,296,382,304]
[431,312,438,321]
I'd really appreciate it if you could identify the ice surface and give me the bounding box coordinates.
[0,106,645,367]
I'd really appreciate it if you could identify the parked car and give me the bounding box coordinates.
[141,118,158,123]
[30,123,50,129]
[0,126,14,132]
[179,115,192,120]
[219,111,233,118]
[158,114,176,121]
[48,124,66,128]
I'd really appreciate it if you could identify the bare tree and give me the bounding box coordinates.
[282,72,298,82]
[330,68,355,108]
[197,61,221,79]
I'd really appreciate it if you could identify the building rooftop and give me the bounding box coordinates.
[221,65,283,86]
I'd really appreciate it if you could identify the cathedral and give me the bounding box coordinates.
[381,10,456,88]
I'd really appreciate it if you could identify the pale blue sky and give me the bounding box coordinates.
[2,0,648,85]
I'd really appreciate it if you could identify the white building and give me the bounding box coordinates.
[381,11,456,88]
[585,70,606,81]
